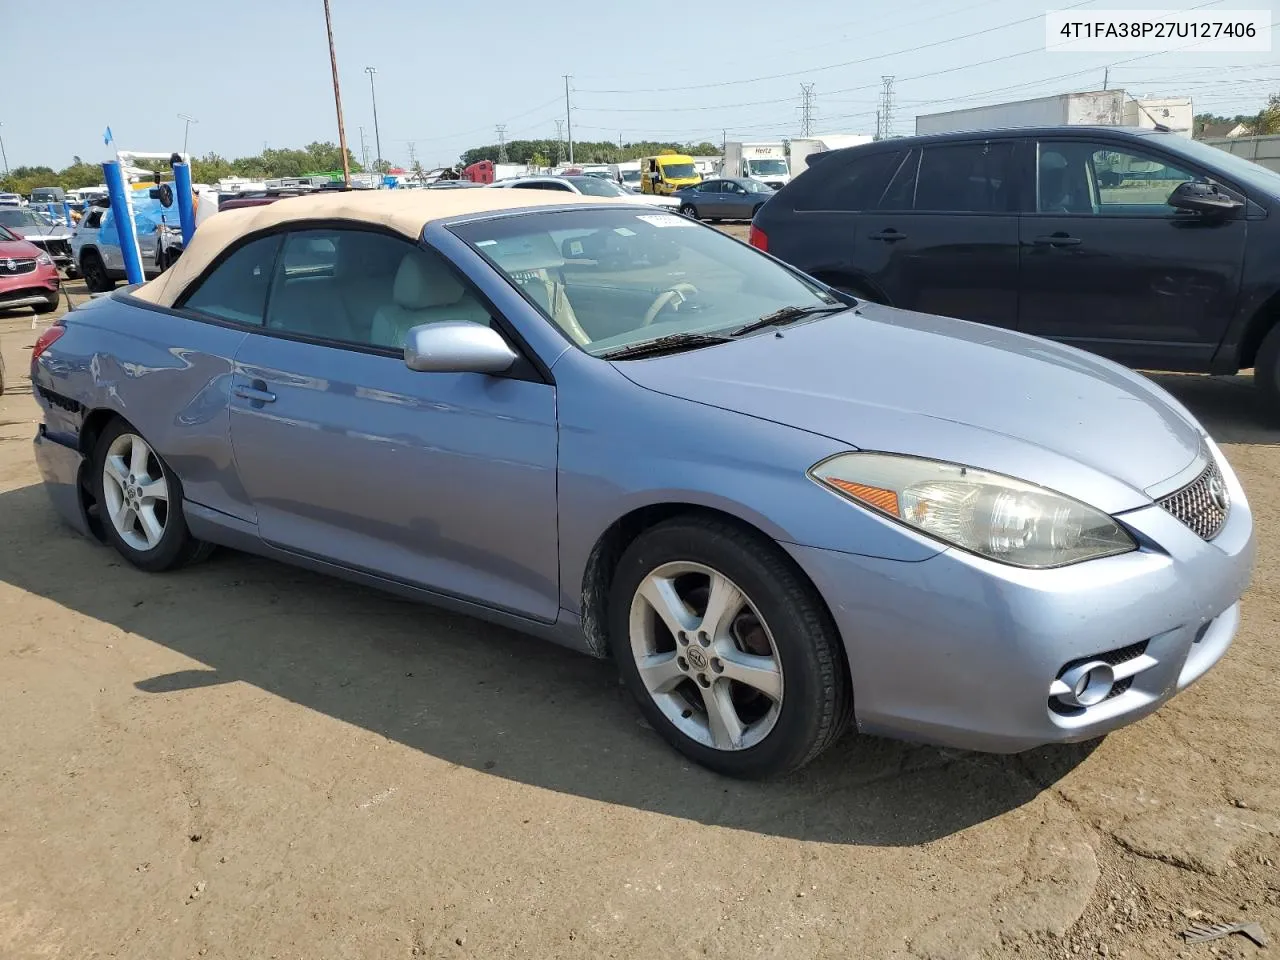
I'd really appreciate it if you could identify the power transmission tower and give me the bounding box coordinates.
[496,124,508,163]
[358,125,370,173]
[799,84,816,137]
[878,76,896,140]
[554,119,566,164]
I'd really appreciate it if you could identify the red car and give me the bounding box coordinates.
[0,223,60,316]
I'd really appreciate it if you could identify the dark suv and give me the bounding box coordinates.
[750,127,1280,412]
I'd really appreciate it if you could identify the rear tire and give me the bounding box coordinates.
[1254,323,1280,421]
[678,204,699,220]
[81,250,113,293]
[90,418,214,573]
[608,515,852,779]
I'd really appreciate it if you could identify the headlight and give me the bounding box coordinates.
[810,452,1136,568]
[36,252,54,266]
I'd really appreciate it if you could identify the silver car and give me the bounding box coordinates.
[674,177,775,222]
[31,189,1254,779]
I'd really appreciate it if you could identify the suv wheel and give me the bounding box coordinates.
[81,250,113,293]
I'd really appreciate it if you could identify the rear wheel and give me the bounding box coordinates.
[90,419,213,572]
[1254,323,1280,421]
[81,250,113,293]
[678,203,699,220]
[609,515,852,779]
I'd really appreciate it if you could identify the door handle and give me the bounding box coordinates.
[1033,234,1082,247]
[234,378,276,405]
[869,229,907,242]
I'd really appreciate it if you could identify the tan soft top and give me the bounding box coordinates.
[132,187,617,308]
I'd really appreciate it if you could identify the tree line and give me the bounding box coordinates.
[459,139,723,168]
[1195,93,1280,136]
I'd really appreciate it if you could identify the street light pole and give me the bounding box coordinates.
[178,114,198,158]
[323,0,352,187]
[365,66,383,185]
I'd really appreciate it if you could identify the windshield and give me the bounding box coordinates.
[451,208,838,358]
[1162,135,1280,195]
[621,170,641,183]
[0,224,16,242]
[0,208,52,229]
[747,158,789,176]
[658,161,697,180]
[568,176,627,197]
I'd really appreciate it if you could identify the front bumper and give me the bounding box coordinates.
[785,443,1255,754]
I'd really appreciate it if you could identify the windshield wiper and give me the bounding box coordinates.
[728,303,845,338]
[600,331,733,360]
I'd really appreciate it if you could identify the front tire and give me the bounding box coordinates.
[609,515,852,779]
[90,418,212,572]
[81,250,113,293]
[678,203,699,220]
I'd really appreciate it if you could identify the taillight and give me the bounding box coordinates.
[32,323,65,361]
[748,224,768,252]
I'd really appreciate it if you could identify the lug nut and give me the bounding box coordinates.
[711,658,723,674]
[697,674,711,688]
[697,631,710,647]
[677,656,687,671]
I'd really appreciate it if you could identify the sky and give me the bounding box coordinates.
[2,0,1276,172]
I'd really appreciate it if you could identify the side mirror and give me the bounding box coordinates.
[403,322,517,374]
[148,183,175,208]
[1168,180,1242,217]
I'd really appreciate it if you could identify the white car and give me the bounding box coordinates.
[489,175,682,211]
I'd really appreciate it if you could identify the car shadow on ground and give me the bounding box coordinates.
[0,479,1099,847]
[1146,372,1280,446]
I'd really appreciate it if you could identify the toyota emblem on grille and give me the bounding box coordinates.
[1208,472,1228,511]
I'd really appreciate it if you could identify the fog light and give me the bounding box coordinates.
[1056,660,1115,708]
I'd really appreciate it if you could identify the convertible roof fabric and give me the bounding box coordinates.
[132,187,616,307]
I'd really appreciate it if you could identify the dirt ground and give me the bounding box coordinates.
[2,276,1279,960]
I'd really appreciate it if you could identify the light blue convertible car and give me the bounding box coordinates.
[31,189,1254,778]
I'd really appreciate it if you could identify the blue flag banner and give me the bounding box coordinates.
[104,126,113,146]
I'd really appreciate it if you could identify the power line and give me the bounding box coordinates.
[575,0,1097,94]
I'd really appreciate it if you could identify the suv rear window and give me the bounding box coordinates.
[913,141,1016,213]
[793,151,903,212]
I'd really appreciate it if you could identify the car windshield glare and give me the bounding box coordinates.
[568,177,625,197]
[0,224,16,241]
[451,208,837,358]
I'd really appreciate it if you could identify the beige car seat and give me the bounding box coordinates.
[370,252,492,349]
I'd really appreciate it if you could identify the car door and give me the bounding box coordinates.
[226,226,561,622]
[1017,137,1249,371]
[723,181,756,220]
[692,180,722,218]
[857,139,1022,327]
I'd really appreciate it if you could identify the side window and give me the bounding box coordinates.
[180,234,282,325]
[82,209,104,229]
[264,228,491,350]
[914,141,1015,213]
[794,150,902,212]
[726,181,747,194]
[1039,142,1200,217]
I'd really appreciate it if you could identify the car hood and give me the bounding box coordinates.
[0,237,43,258]
[615,304,1206,513]
[11,225,72,241]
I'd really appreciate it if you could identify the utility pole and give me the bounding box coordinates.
[496,125,508,163]
[365,66,382,182]
[878,76,896,140]
[322,0,352,187]
[359,126,370,174]
[799,84,815,137]
[178,114,198,157]
[0,122,9,178]
[563,74,574,165]
[1103,67,1110,90]
[554,119,565,165]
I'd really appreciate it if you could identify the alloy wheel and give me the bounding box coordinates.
[100,433,169,552]
[628,561,783,751]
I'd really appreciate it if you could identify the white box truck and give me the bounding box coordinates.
[915,90,1193,138]
[789,135,875,178]
[720,142,791,189]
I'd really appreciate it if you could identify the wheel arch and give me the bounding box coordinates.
[578,501,848,679]
[75,407,134,542]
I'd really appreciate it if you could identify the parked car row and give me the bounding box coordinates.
[29,178,1255,781]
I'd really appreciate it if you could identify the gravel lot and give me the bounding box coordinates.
[1,272,1278,960]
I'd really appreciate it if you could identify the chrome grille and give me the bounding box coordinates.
[0,257,36,275]
[1157,459,1229,541]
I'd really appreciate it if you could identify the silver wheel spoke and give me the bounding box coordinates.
[716,647,783,701]
[104,455,129,490]
[137,504,164,547]
[698,572,745,641]
[702,681,745,750]
[129,436,149,477]
[637,652,685,694]
[114,503,136,534]
[137,475,167,503]
[638,575,696,640]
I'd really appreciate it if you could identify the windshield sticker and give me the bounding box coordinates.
[566,239,585,256]
[637,214,695,228]
[613,227,637,236]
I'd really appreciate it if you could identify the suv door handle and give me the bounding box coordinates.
[1033,234,1082,247]
[233,379,276,405]
[868,229,907,242]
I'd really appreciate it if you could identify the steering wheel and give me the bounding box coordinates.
[642,283,699,327]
